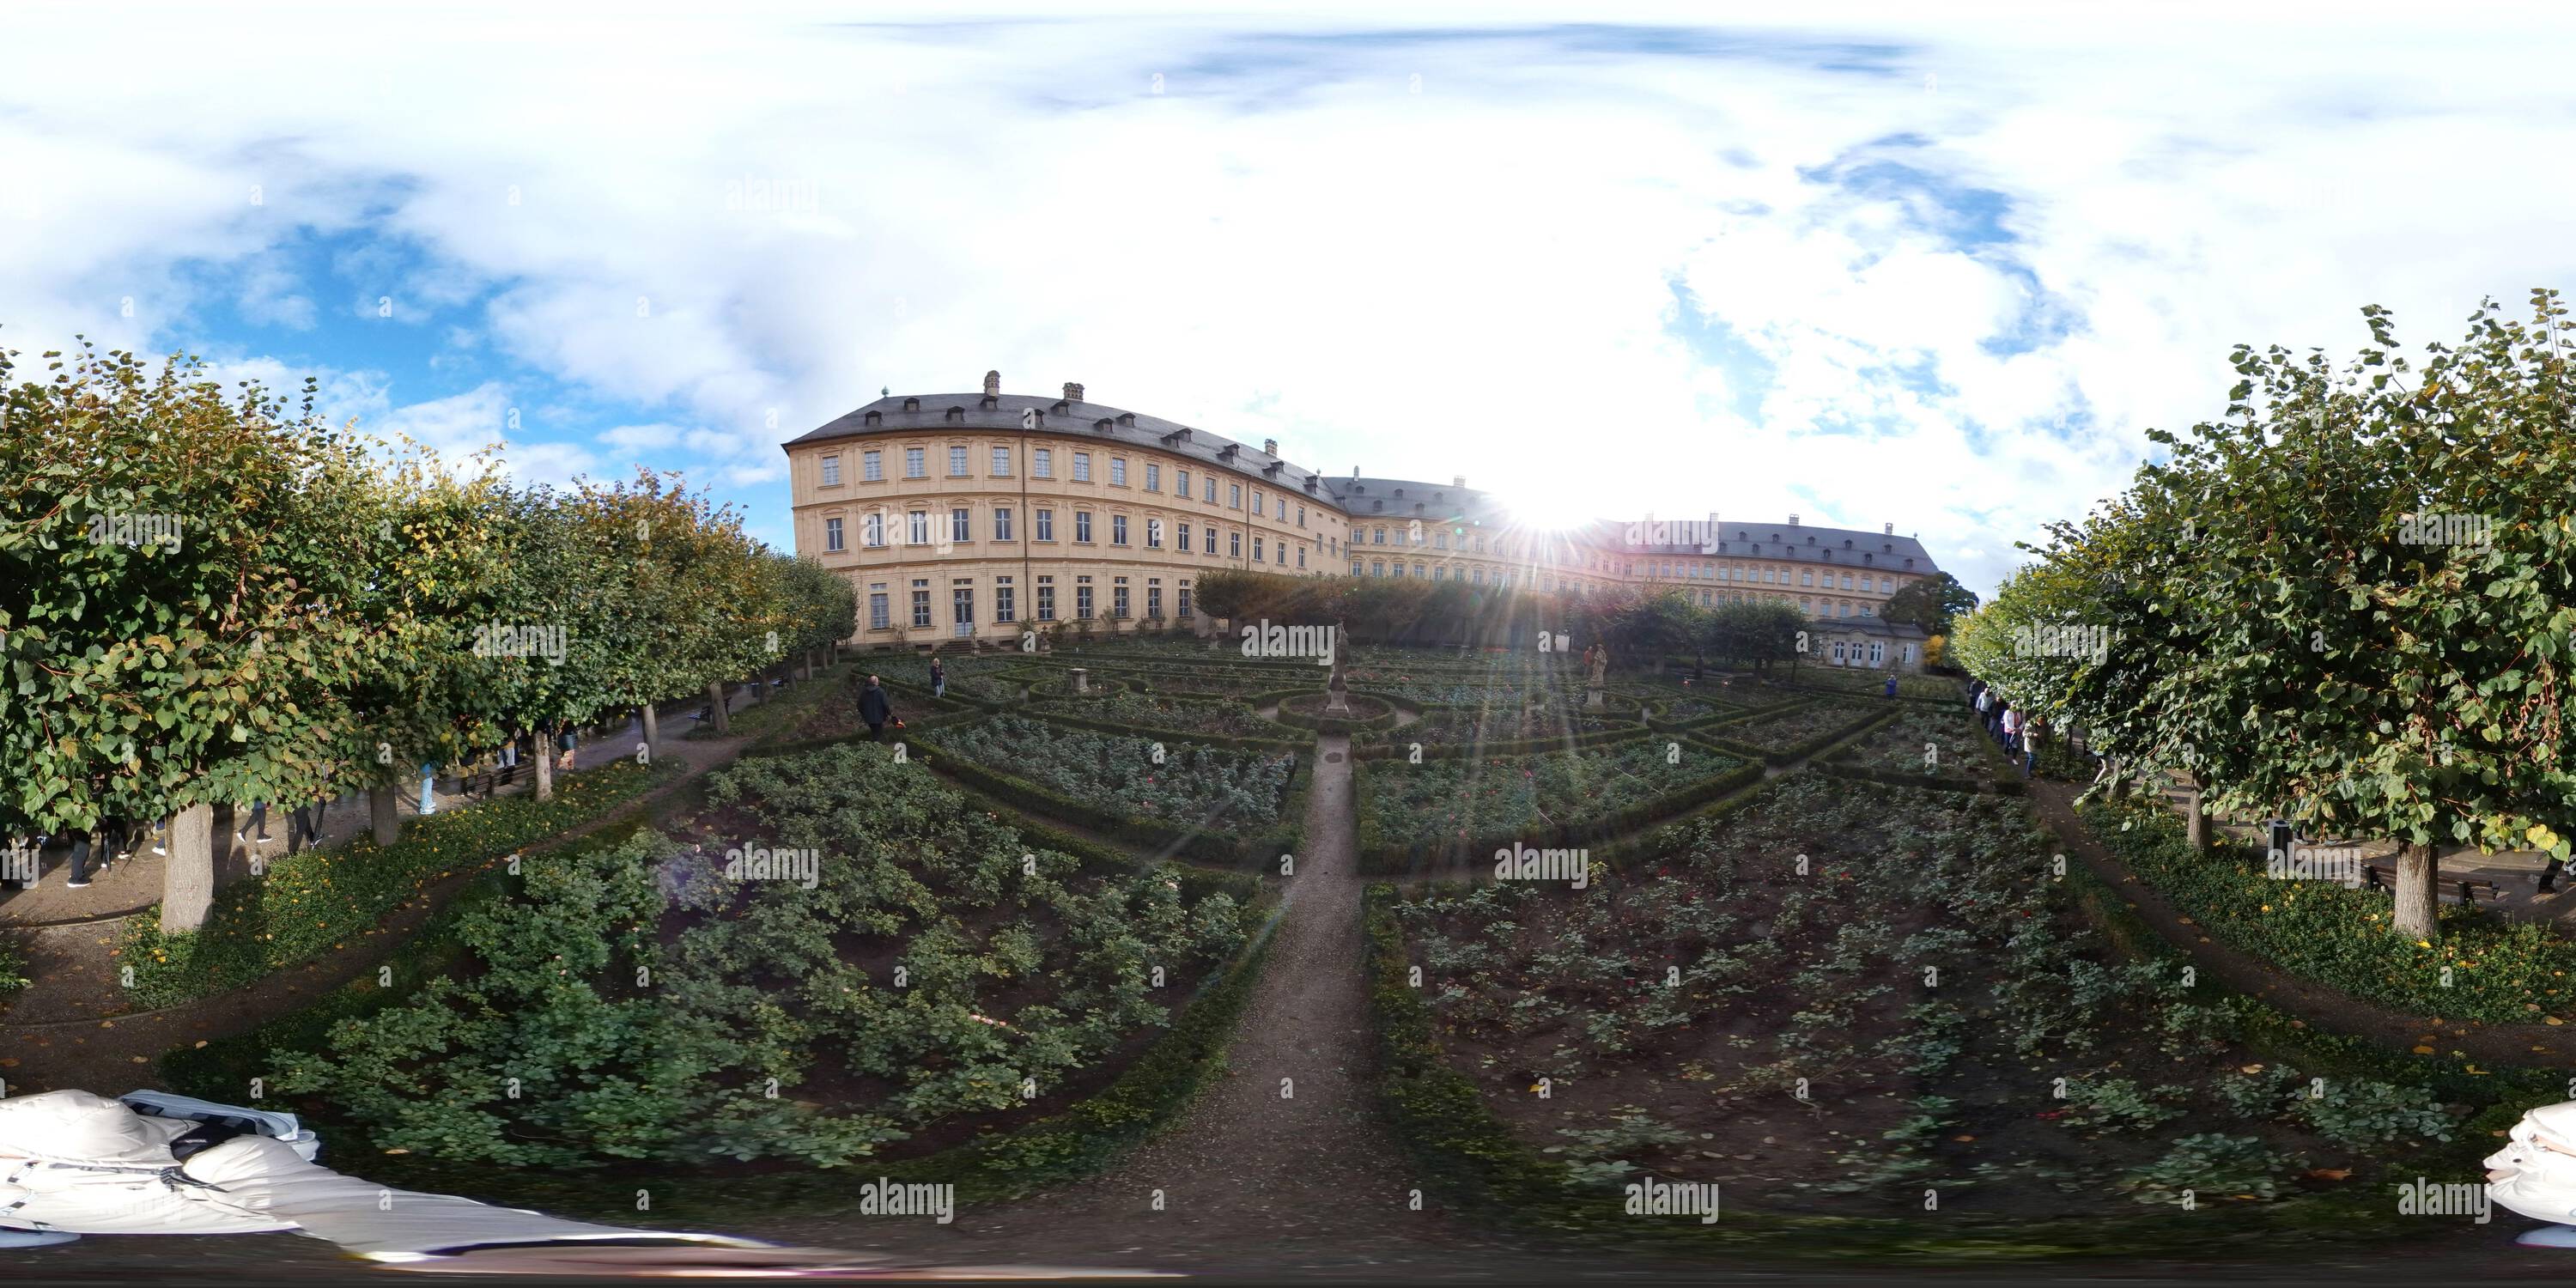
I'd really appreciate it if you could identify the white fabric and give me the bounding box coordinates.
[0,1090,766,1260]
[2487,1101,2576,1223]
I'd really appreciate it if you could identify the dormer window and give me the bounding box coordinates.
[945,406,966,422]
[1371,500,1384,513]
[1116,413,1136,426]
[1094,418,1114,434]
[979,395,998,410]
[902,398,920,412]
[863,410,882,426]
[1393,488,1406,499]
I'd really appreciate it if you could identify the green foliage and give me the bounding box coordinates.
[2057,1078,2187,1133]
[2118,1134,2299,1205]
[1357,738,1737,852]
[2082,794,2576,1022]
[117,759,670,1009]
[263,743,1251,1168]
[1882,571,1979,635]
[936,715,1295,829]
[2293,1077,2456,1148]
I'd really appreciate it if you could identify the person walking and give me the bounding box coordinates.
[417,760,439,817]
[61,826,96,890]
[858,675,894,741]
[2020,713,2043,778]
[556,726,577,772]
[2000,705,2020,756]
[288,795,328,855]
[929,659,947,701]
[1883,674,1899,700]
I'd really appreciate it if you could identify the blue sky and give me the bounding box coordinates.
[7,1,2573,597]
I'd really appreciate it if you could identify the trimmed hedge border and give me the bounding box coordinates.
[911,719,1309,868]
[1357,776,2512,1260]
[1261,689,1404,737]
[1021,693,1311,750]
[1352,737,1764,875]
[1643,694,1820,736]
[1350,721,1649,762]
[163,744,1275,1222]
[1694,703,1900,767]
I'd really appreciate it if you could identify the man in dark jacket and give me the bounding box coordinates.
[858,676,894,740]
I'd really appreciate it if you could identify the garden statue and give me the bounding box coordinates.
[1585,641,1609,708]
[1324,622,1351,715]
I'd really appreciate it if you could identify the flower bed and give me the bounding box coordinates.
[1822,704,2014,793]
[917,714,1306,865]
[116,758,677,1010]
[1352,705,1637,754]
[1354,738,1755,869]
[861,653,1031,703]
[240,744,1259,1171]
[2082,794,2576,1024]
[1030,690,1303,744]
[1698,701,1889,763]
[1270,690,1400,735]
[1370,774,2489,1245]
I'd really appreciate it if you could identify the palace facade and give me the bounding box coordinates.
[782,373,1944,669]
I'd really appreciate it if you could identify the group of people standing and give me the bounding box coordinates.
[1969,678,2044,779]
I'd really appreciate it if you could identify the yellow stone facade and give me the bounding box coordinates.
[782,375,1941,654]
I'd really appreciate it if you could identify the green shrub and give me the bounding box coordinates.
[117,759,672,1010]
[2119,1134,2298,1205]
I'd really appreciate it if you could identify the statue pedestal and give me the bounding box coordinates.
[1584,686,1604,709]
[1325,688,1351,715]
[1070,668,1089,694]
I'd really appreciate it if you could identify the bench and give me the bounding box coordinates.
[2361,863,2500,906]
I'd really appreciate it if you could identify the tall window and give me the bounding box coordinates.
[864,513,885,547]
[863,449,884,481]
[1146,581,1162,617]
[1252,535,1264,562]
[990,445,1012,476]
[1036,577,1056,621]
[1373,527,1386,544]
[820,455,841,486]
[907,511,930,544]
[1145,463,1160,491]
[903,447,927,478]
[1175,468,1189,496]
[1202,526,1217,555]
[995,576,1017,623]
[1033,448,1053,478]
[1230,483,1242,509]
[948,446,969,477]
[1145,518,1163,549]
[1178,586,1193,618]
[1177,521,1192,552]
[868,588,889,630]
[1113,581,1130,618]
[1296,505,1305,528]
[1371,559,1384,577]
[1036,507,1054,541]
[1109,458,1127,486]
[951,583,975,636]
[1075,511,1092,543]
[1072,453,1092,482]
[993,507,1014,541]
[1296,546,1305,568]
[824,516,844,551]
[1252,491,1264,516]
[910,580,932,628]
[1076,579,1095,619]
[1230,531,1242,557]
[1112,514,1129,546]
[1202,475,1216,502]
[951,507,970,543]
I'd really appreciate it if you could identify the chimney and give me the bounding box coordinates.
[1263,438,1278,457]
[1789,513,1800,526]
[1453,475,1465,489]
[1352,465,1359,477]
[1063,381,1084,404]
[1884,522,1895,535]
[983,370,1001,398]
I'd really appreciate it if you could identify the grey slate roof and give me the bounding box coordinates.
[1332,476,1506,523]
[1591,518,1939,574]
[786,393,1341,499]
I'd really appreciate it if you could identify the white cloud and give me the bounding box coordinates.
[5,3,2574,585]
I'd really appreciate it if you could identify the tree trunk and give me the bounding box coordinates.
[369,783,399,846]
[534,727,556,801]
[641,702,661,759]
[2393,841,2440,941]
[161,803,216,933]
[704,683,729,733]
[750,671,768,705]
[2185,783,2210,851]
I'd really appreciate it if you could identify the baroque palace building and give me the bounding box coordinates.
[782,373,1945,670]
